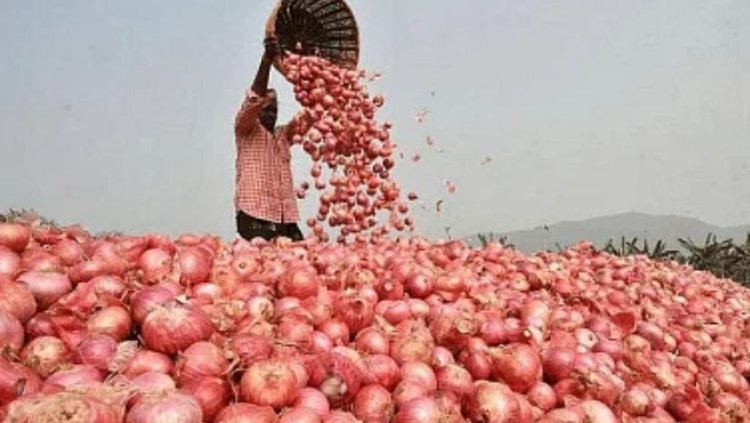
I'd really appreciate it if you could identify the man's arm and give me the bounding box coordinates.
[235,39,280,136]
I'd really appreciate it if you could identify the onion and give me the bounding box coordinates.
[334,291,375,334]
[16,271,72,310]
[527,382,557,412]
[393,380,431,408]
[44,365,102,392]
[279,266,319,299]
[310,352,363,408]
[123,349,175,377]
[279,407,322,423]
[0,357,42,404]
[87,305,132,341]
[405,273,434,298]
[177,246,213,285]
[432,346,455,368]
[232,334,272,366]
[466,382,521,423]
[542,346,577,383]
[126,392,203,423]
[74,334,117,371]
[401,361,437,392]
[21,249,64,273]
[191,283,224,304]
[51,239,85,266]
[354,327,389,354]
[390,320,435,365]
[0,309,24,353]
[0,249,20,279]
[141,302,214,354]
[492,343,542,393]
[0,280,36,323]
[294,388,331,416]
[20,336,70,378]
[0,223,31,252]
[324,411,362,423]
[215,403,277,423]
[240,359,298,409]
[130,285,177,325]
[5,388,127,423]
[174,341,230,386]
[138,248,173,284]
[128,372,176,398]
[353,384,394,423]
[435,364,474,398]
[312,331,334,353]
[575,400,617,423]
[319,318,350,345]
[393,396,441,423]
[364,354,401,391]
[181,376,232,421]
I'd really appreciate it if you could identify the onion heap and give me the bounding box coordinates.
[1,220,750,422]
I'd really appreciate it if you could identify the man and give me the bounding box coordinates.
[234,38,310,242]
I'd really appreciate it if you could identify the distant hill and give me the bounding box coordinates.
[464,212,750,253]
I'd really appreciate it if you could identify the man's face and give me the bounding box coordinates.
[260,91,278,132]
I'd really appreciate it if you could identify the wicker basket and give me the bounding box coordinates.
[265,0,360,76]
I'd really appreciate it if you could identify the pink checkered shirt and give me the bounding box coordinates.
[234,89,301,224]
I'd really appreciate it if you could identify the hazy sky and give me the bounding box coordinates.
[1,0,749,240]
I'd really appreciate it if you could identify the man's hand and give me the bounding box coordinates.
[263,37,281,62]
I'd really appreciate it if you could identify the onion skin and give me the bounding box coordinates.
[0,223,31,253]
[294,388,331,417]
[87,305,132,342]
[279,407,323,423]
[43,365,103,392]
[123,349,175,377]
[174,341,229,387]
[0,358,42,404]
[492,343,542,393]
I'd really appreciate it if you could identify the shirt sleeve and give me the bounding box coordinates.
[235,89,271,137]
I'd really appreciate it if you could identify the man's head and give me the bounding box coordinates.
[260,89,278,133]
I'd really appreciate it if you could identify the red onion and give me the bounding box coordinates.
[312,331,334,353]
[128,372,176,398]
[279,266,319,299]
[310,352,363,408]
[130,285,178,325]
[393,380,431,408]
[401,361,437,392]
[334,291,375,334]
[466,382,521,423]
[215,403,277,423]
[44,364,102,392]
[177,246,213,285]
[384,300,412,325]
[20,335,71,378]
[435,364,474,398]
[294,387,331,416]
[0,357,42,404]
[393,396,441,423]
[181,376,232,421]
[0,249,20,280]
[74,334,117,372]
[138,248,173,284]
[354,327,389,354]
[141,302,214,354]
[126,392,203,423]
[123,349,175,377]
[0,223,31,252]
[0,309,24,353]
[391,320,435,365]
[21,249,64,273]
[87,305,132,341]
[405,272,434,298]
[240,359,298,409]
[191,283,224,304]
[364,354,401,391]
[353,384,394,423]
[575,400,618,423]
[527,382,557,412]
[279,407,322,423]
[174,341,230,386]
[324,411,362,423]
[232,334,272,366]
[319,318,350,345]
[5,388,127,422]
[492,343,542,393]
[0,280,36,323]
[51,238,85,266]
[542,346,577,383]
[432,346,455,368]
[16,271,72,310]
